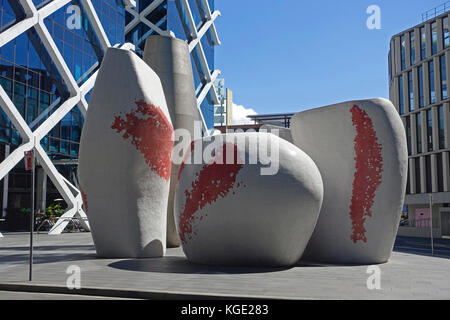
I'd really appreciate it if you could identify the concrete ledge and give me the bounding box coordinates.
[0,283,284,300]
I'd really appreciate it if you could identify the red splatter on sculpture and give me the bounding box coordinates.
[349,105,383,243]
[111,100,174,181]
[177,140,196,181]
[178,143,244,244]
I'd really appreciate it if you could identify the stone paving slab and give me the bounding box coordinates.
[0,232,449,299]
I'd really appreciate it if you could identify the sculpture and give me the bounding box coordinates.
[291,98,408,264]
[174,132,324,267]
[78,47,173,258]
[143,35,201,248]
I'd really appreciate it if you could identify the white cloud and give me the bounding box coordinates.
[231,103,257,125]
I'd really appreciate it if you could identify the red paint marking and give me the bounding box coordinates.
[177,140,196,181]
[349,105,383,243]
[80,187,88,214]
[178,143,243,244]
[111,100,174,181]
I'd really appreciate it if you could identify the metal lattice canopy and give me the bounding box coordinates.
[0,0,135,235]
[125,0,222,133]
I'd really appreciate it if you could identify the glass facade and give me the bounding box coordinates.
[438,105,445,149]
[410,30,416,65]
[406,115,411,155]
[390,15,450,199]
[399,75,404,114]
[401,35,406,70]
[408,70,414,111]
[441,55,448,100]
[444,17,450,49]
[429,60,436,104]
[427,108,433,151]
[432,21,438,55]
[0,1,125,213]
[418,65,424,107]
[416,112,422,153]
[0,0,125,160]
[125,0,218,130]
[421,27,426,60]
[415,157,421,193]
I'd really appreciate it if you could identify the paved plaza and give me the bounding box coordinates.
[0,232,449,299]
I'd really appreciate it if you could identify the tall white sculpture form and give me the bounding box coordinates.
[175,132,324,267]
[291,98,408,264]
[78,48,173,258]
[143,35,200,248]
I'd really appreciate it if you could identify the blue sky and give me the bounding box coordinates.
[215,0,448,117]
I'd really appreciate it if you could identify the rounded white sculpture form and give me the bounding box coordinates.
[260,124,293,143]
[291,98,408,264]
[174,132,324,267]
[78,48,173,258]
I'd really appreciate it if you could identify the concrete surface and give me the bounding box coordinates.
[0,232,448,299]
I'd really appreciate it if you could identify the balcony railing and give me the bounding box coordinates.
[422,1,450,22]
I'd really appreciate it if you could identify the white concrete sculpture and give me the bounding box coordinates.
[291,98,408,264]
[143,36,200,248]
[260,124,293,143]
[174,132,324,267]
[78,48,173,258]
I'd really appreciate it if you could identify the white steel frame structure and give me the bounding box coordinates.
[125,0,221,133]
[0,0,135,236]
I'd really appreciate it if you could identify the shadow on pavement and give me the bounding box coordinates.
[108,256,293,275]
[0,252,97,266]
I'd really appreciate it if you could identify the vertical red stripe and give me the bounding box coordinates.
[349,105,383,243]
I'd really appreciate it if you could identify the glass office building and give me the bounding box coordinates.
[125,0,220,130]
[0,0,125,219]
[389,6,450,238]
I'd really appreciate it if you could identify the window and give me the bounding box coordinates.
[441,55,448,100]
[406,116,411,155]
[415,157,422,193]
[438,105,445,149]
[408,71,414,111]
[417,112,422,154]
[430,61,436,104]
[437,153,444,192]
[427,109,433,152]
[418,65,424,107]
[432,22,438,55]
[425,155,432,193]
[399,75,404,114]
[444,17,450,49]
[401,35,406,70]
[421,27,426,60]
[410,31,416,65]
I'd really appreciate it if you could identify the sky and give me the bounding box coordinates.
[215,0,449,122]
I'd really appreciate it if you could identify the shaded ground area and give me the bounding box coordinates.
[394,236,450,259]
[0,232,448,299]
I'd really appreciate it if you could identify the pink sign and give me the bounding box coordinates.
[415,208,431,228]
